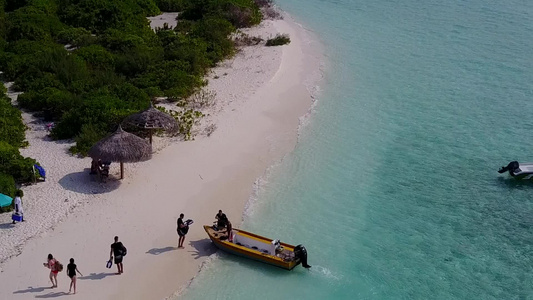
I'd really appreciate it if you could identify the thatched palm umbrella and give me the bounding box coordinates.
[122,103,179,144]
[88,125,152,179]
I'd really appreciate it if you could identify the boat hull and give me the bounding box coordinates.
[498,161,533,180]
[203,225,300,270]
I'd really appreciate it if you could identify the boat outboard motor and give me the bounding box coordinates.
[498,161,519,174]
[294,245,311,268]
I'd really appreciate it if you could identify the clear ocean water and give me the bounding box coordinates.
[181,0,533,299]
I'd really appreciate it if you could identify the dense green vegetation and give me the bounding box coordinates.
[0,85,36,197]
[0,0,273,197]
[266,33,290,46]
[0,0,266,148]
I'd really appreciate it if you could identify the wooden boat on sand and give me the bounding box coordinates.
[203,225,310,270]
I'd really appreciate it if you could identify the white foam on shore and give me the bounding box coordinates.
[242,16,326,223]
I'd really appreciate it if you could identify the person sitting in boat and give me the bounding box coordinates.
[215,210,228,229]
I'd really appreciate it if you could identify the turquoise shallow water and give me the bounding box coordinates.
[182,0,533,299]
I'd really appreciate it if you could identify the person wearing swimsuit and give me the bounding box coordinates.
[43,254,58,288]
[177,213,188,249]
[67,258,83,294]
[110,236,126,275]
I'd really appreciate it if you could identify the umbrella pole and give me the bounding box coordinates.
[149,129,153,145]
[120,162,124,179]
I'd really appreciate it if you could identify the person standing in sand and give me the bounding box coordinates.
[43,254,58,288]
[177,213,188,248]
[67,258,82,294]
[110,236,126,275]
[12,190,24,224]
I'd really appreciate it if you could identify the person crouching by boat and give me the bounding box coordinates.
[177,213,189,249]
[215,210,228,229]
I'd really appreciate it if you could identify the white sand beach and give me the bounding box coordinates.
[0,13,323,300]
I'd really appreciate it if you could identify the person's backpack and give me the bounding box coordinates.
[56,261,64,272]
[121,244,127,256]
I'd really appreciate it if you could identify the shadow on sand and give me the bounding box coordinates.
[34,291,69,298]
[79,272,116,280]
[58,168,121,194]
[146,246,176,255]
[188,239,217,259]
[0,222,15,230]
[13,286,49,294]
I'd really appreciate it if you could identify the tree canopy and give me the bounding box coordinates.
[0,0,268,195]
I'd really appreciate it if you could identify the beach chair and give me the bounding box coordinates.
[33,164,46,182]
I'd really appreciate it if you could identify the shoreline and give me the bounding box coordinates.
[0,13,324,300]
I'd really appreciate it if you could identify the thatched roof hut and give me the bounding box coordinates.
[122,103,179,144]
[88,125,152,179]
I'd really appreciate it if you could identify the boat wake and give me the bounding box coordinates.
[308,265,343,281]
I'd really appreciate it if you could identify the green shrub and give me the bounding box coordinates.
[5,0,30,12]
[158,106,203,140]
[6,5,65,41]
[57,27,96,46]
[52,90,144,140]
[191,17,235,63]
[3,0,262,154]
[0,173,16,198]
[224,3,261,28]
[0,141,36,183]
[71,123,108,155]
[17,88,78,120]
[0,90,27,148]
[76,45,115,70]
[0,173,15,213]
[155,0,187,12]
[265,33,290,46]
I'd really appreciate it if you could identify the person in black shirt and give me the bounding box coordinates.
[177,213,188,248]
[67,258,83,294]
[110,236,126,275]
[215,210,228,229]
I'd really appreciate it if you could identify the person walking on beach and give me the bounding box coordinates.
[12,190,24,224]
[43,254,59,288]
[110,236,126,275]
[67,258,83,294]
[177,213,188,248]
